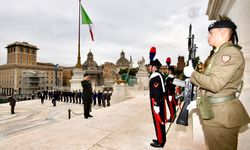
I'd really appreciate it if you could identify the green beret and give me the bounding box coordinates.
[208,20,237,31]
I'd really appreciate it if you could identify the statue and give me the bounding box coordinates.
[135,56,149,90]
[137,57,146,71]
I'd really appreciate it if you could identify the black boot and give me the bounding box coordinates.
[150,142,164,148]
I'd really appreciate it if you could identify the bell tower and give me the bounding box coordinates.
[5,41,38,65]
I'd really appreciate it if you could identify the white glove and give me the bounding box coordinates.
[187,100,197,111]
[184,60,194,77]
[168,96,172,102]
[154,106,160,114]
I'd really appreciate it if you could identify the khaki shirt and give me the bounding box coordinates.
[191,42,250,128]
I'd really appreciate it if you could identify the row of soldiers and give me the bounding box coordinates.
[37,90,112,107]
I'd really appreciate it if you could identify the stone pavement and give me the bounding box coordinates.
[0,90,249,150]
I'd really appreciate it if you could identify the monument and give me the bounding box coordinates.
[82,50,103,87]
[135,57,149,90]
[70,0,85,91]
[70,68,84,91]
[112,51,131,97]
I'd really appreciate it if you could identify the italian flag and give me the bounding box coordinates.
[81,4,94,41]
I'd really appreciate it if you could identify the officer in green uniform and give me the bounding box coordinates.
[184,18,250,150]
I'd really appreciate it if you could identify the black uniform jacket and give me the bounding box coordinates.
[149,71,165,105]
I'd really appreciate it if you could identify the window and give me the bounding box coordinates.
[20,48,23,53]
[26,48,29,53]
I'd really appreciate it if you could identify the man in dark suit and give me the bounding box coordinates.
[8,92,17,114]
[81,73,93,119]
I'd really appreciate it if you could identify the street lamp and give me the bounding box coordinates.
[54,64,59,88]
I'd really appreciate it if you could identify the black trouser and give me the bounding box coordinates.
[52,98,56,106]
[41,98,44,104]
[76,96,78,103]
[11,105,15,114]
[102,99,106,107]
[93,98,96,105]
[83,102,91,117]
[98,98,101,106]
[107,99,110,106]
[78,96,81,104]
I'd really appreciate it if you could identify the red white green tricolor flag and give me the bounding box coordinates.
[80,4,94,41]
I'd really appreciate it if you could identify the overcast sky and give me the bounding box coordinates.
[0,0,212,67]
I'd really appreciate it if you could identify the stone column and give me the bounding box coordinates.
[228,1,250,149]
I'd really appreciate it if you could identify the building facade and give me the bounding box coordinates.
[0,41,63,96]
[176,56,185,71]
[62,67,73,87]
[21,70,46,96]
[102,62,116,86]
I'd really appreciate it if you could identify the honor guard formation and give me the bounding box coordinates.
[147,17,250,149]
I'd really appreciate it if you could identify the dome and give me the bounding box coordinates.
[82,50,98,69]
[116,50,130,67]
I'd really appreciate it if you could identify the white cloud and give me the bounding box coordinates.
[0,0,212,67]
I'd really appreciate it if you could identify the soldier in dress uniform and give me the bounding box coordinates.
[72,90,76,103]
[102,90,107,107]
[41,90,45,104]
[165,66,177,122]
[69,91,72,103]
[81,73,93,119]
[97,90,102,106]
[44,90,48,100]
[92,90,97,106]
[184,18,250,150]
[75,90,79,104]
[65,91,70,103]
[107,90,112,106]
[78,90,82,104]
[149,58,166,148]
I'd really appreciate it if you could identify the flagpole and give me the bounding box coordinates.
[75,0,82,68]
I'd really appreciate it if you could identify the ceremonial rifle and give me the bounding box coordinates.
[174,24,197,126]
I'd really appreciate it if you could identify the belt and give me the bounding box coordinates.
[209,94,236,104]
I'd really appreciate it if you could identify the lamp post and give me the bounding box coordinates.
[54,64,59,88]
